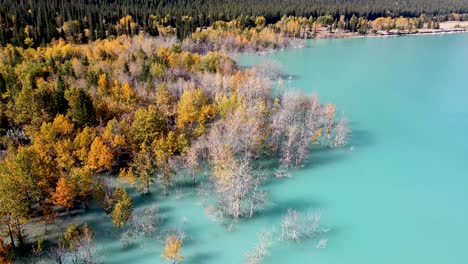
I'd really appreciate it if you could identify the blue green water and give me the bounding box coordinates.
[35,34,468,264]
[236,33,468,264]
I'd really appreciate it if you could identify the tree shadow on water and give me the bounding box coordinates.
[185,252,218,264]
[348,128,374,149]
[300,127,373,171]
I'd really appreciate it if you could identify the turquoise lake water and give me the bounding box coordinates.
[29,33,468,264]
[235,33,468,264]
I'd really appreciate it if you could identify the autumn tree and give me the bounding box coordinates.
[0,163,30,249]
[111,186,133,229]
[101,119,129,166]
[119,146,156,195]
[255,16,266,29]
[130,106,167,148]
[59,224,103,263]
[73,126,96,164]
[176,89,214,137]
[161,234,184,264]
[156,83,174,116]
[152,131,187,195]
[69,166,94,209]
[97,73,109,96]
[0,147,40,248]
[87,136,114,172]
[51,177,75,215]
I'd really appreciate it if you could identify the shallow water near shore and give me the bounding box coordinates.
[24,33,468,264]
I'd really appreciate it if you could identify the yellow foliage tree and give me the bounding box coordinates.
[111,186,133,229]
[87,136,114,172]
[73,126,96,163]
[161,235,183,263]
[152,131,187,195]
[55,139,76,170]
[121,82,136,103]
[97,73,109,96]
[156,83,173,116]
[119,145,156,194]
[130,105,167,148]
[51,177,75,212]
[69,167,94,209]
[176,89,214,137]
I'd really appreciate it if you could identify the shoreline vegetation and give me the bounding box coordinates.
[309,21,468,40]
[185,16,468,53]
[0,5,467,264]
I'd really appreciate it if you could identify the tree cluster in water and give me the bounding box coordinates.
[0,26,350,263]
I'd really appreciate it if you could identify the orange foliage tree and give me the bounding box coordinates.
[161,234,184,264]
[51,177,75,214]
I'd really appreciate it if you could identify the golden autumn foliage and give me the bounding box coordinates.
[111,186,133,229]
[119,146,155,194]
[73,126,97,163]
[161,235,184,263]
[69,166,94,201]
[55,139,75,170]
[152,131,188,195]
[52,177,75,209]
[131,106,167,148]
[0,27,350,258]
[60,223,93,250]
[177,89,214,137]
[156,83,174,116]
[216,92,241,117]
[97,73,109,96]
[87,136,114,172]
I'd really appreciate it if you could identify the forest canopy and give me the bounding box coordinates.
[0,0,467,46]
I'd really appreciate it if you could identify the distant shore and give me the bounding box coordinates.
[309,21,468,40]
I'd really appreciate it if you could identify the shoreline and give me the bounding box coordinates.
[233,28,468,56]
[309,27,468,40]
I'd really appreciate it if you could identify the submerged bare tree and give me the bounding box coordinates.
[46,224,104,264]
[254,59,283,80]
[271,92,321,169]
[245,208,329,263]
[130,206,165,237]
[120,206,166,248]
[281,209,301,241]
[198,106,270,219]
[245,229,274,264]
[329,115,350,148]
[188,69,350,221]
[182,138,209,186]
[280,209,329,245]
[270,91,350,169]
[212,159,268,219]
[49,246,66,264]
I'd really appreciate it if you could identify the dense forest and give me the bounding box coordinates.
[1,0,468,46]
